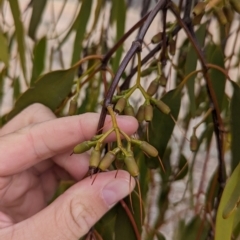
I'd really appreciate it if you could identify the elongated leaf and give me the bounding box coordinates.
[174,154,188,181]
[233,207,240,238]
[230,82,240,170]
[184,24,206,116]
[30,36,46,85]
[7,67,76,120]
[112,0,126,72]
[209,46,226,110]
[28,0,47,40]
[215,162,240,240]
[71,0,93,65]
[115,192,141,240]
[0,69,4,106]
[95,207,117,240]
[0,31,9,66]
[9,0,26,79]
[13,77,20,100]
[136,151,149,201]
[179,216,209,240]
[149,88,181,162]
[156,232,166,240]
[88,0,104,35]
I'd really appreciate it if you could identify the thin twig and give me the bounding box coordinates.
[97,0,168,133]
[169,0,226,221]
[120,200,141,240]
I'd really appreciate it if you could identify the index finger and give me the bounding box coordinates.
[0,113,138,176]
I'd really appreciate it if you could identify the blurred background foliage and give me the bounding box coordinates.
[0,0,240,239]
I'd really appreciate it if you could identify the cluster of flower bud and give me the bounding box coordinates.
[192,0,240,25]
[73,136,159,177]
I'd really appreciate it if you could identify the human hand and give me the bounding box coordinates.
[0,104,138,239]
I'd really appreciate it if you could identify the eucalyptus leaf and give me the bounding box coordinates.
[230,82,240,170]
[184,24,206,117]
[115,201,137,240]
[215,162,240,240]
[7,67,76,120]
[111,0,126,72]
[149,88,181,161]
[9,0,26,80]
[208,46,226,110]
[28,0,47,40]
[30,37,47,85]
[0,31,9,66]
[71,0,93,65]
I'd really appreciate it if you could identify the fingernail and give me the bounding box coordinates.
[102,179,131,207]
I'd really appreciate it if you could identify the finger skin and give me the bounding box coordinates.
[0,103,56,136]
[0,113,138,176]
[0,171,135,240]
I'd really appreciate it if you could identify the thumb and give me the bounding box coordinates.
[0,171,135,240]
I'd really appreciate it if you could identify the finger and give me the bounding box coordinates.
[0,114,138,176]
[0,171,135,239]
[0,103,56,136]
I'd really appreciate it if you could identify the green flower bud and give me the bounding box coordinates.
[159,74,167,87]
[169,38,176,56]
[153,99,171,115]
[68,99,77,116]
[190,131,198,152]
[98,151,116,171]
[144,104,153,122]
[214,7,228,25]
[192,2,206,16]
[136,105,145,123]
[73,141,93,154]
[90,149,101,169]
[139,141,158,157]
[140,66,157,77]
[115,98,127,113]
[124,154,139,177]
[192,12,204,25]
[124,104,135,117]
[147,78,159,96]
[151,32,163,44]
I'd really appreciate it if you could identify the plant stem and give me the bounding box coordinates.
[169,0,226,215]
[97,0,168,133]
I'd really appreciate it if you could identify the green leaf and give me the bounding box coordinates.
[30,36,47,85]
[149,88,181,162]
[7,67,76,121]
[115,191,141,240]
[71,0,93,65]
[115,198,140,240]
[184,24,206,117]
[88,0,104,35]
[111,0,126,72]
[174,154,188,181]
[208,46,226,110]
[179,216,209,240]
[95,207,117,240]
[0,31,9,66]
[28,0,47,40]
[137,151,149,201]
[215,162,240,240]
[155,232,166,240]
[9,0,26,80]
[233,207,240,238]
[230,82,240,170]
[205,169,219,212]
[12,77,21,100]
